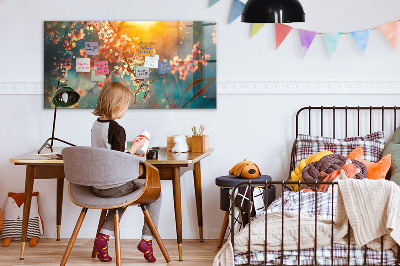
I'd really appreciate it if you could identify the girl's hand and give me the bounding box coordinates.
[129,137,147,155]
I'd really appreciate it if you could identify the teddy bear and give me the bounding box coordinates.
[229,159,261,179]
[172,135,189,153]
[1,192,44,247]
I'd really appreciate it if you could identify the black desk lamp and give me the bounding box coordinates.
[241,0,305,23]
[38,80,80,154]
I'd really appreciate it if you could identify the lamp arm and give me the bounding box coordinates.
[37,105,76,154]
[50,106,57,148]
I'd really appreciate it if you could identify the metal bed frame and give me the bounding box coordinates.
[230,106,400,266]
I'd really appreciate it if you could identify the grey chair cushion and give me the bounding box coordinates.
[69,180,145,208]
[62,146,145,188]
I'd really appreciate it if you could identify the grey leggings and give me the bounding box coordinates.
[92,179,162,240]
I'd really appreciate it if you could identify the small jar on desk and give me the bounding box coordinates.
[215,175,275,248]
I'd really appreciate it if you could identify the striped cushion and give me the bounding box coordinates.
[295,131,385,167]
[1,217,41,240]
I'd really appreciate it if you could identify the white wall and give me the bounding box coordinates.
[1,0,400,240]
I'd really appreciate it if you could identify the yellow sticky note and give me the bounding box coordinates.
[139,42,154,57]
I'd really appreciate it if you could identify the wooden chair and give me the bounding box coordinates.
[60,146,171,265]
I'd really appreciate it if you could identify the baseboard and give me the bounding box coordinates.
[1,81,400,95]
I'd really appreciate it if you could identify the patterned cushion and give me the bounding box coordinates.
[294,131,385,167]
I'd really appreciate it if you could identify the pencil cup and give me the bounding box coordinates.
[191,135,209,153]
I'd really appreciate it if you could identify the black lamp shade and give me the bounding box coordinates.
[241,0,305,23]
[52,85,80,107]
[38,80,80,153]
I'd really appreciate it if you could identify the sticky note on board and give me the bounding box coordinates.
[158,60,171,74]
[139,43,154,57]
[136,66,150,79]
[94,61,109,75]
[144,55,159,68]
[76,58,90,72]
[85,42,98,55]
[91,67,105,82]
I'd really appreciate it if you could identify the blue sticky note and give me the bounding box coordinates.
[158,61,171,74]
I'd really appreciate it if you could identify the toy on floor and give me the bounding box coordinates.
[1,192,44,247]
[229,159,261,179]
[0,208,3,232]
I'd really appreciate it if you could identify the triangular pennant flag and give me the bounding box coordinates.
[275,23,293,49]
[298,29,317,58]
[209,0,220,7]
[229,0,245,24]
[351,29,370,55]
[251,23,266,38]
[323,33,341,58]
[378,21,397,50]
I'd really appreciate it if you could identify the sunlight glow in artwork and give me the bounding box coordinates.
[44,21,217,109]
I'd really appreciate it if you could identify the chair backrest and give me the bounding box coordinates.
[62,146,145,187]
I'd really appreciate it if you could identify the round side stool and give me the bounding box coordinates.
[215,175,275,248]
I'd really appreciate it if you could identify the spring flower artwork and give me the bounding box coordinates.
[44,21,217,109]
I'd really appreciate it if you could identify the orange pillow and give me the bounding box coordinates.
[347,146,391,180]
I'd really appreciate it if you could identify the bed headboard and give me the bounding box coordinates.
[295,106,400,138]
[290,106,400,179]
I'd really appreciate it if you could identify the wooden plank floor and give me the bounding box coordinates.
[0,239,222,265]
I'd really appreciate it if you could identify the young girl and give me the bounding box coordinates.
[91,82,162,263]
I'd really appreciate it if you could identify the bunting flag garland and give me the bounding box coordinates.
[229,0,245,24]
[275,23,293,49]
[298,29,317,58]
[209,0,220,7]
[251,23,266,38]
[323,33,341,58]
[378,21,398,50]
[206,1,400,58]
[351,29,370,55]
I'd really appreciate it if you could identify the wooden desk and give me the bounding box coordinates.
[146,148,213,260]
[10,147,213,261]
[9,148,64,259]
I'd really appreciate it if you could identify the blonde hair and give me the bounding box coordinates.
[93,82,133,120]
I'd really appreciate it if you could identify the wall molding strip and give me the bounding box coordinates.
[217,81,400,94]
[0,83,44,95]
[1,81,400,95]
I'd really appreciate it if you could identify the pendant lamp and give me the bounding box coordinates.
[241,0,305,23]
[38,80,80,154]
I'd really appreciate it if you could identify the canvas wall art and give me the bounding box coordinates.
[44,21,217,109]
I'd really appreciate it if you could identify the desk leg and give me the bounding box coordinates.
[56,178,64,241]
[193,161,203,242]
[20,165,34,259]
[172,167,183,261]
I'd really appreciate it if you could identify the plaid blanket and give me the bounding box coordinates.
[266,190,336,220]
[234,191,397,265]
[235,244,397,265]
